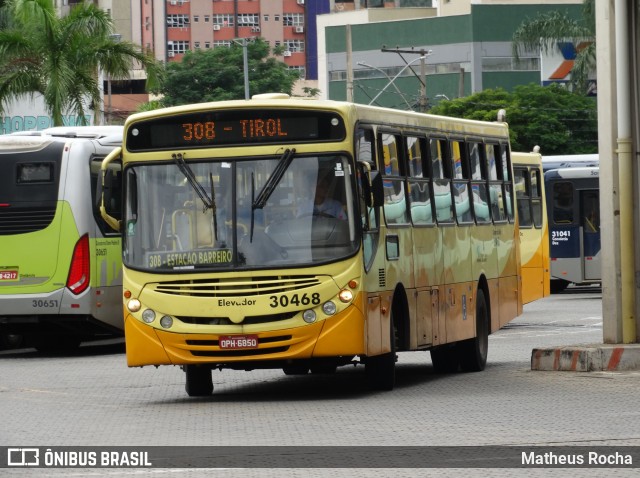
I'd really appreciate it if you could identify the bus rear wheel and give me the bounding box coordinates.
[184,365,213,397]
[550,279,569,294]
[459,288,489,372]
[365,313,396,391]
[430,345,460,373]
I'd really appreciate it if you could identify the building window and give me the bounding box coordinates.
[283,13,304,26]
[237,14,259,27]
[264,14,269,22]
[283,39,305,53]
[289,66,306,80]
[204,15,210,22]
[482,57,540,72]
[205,42,211,49]
[167,40,189,55]
[193,15,199,23]
[167,14,190,28]
[213,40,232,48]
[213,14,234,27]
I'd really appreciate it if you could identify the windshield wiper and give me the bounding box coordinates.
[172,152,218,241]
[252,148,296,210]
[250,148,295,242]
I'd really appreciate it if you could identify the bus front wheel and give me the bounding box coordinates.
[184,365,213,397]
[365,313,396,391]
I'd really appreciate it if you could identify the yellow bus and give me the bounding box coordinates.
[100,94,522,396]
[513,150,550,304]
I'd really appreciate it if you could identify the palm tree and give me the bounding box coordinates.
[0,0,163,126]
[512,0,595,95]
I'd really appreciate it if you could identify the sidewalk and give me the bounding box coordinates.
[531,344,640,371]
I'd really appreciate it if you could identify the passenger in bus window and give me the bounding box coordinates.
[296,175,347,220]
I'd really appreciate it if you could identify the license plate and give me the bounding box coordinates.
[219,335,258,349]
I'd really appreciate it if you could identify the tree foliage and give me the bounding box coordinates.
[0,0,162,125]
[429,84,597,155]
[512,0,595,95]
[155,39,299,106]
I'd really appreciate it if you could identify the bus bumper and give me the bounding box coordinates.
[124,304,366,367]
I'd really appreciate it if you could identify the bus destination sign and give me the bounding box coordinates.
[126,109,346,151]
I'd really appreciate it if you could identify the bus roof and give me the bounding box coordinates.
[542,154,599,171]
[9,125,123,139]
[124,95,510,139]
[544,166,599,179]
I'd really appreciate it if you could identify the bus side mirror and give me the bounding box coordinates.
[357,160,384,208]
[99,147,123,232]
[369,170,384,208]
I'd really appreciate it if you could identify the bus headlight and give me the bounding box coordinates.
[160,316,173,329]
[127,299,141,313]
[302,310,317,323]
[322,301,337,316]
[142,309,156,323]
[339,289,353,303]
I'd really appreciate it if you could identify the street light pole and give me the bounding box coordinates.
[233,38,250,100]
[106,34,122,125]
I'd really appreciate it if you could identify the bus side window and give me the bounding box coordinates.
[553,181,574,224]
[91,156,122,235]
[379,132,408,226]
[356,126,378,231]
[431,138,454,223]
[470,142,491,223]
[515,167,533,228]
[451,140,473,224]
[486,143,506,222]
[407,136,434,225]
[531,168,543,228]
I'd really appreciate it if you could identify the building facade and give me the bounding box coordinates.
[318,1,585,107]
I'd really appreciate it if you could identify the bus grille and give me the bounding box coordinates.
[0,206,56,235]
[153,275,321,298]
[177,312,297,326]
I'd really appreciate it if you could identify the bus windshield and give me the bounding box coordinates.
[123,154,359,271]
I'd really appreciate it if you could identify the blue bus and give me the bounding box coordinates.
[543,157,600,293]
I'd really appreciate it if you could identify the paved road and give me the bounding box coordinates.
[1,286,638,477]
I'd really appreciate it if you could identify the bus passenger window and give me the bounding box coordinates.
[451,140,473,224]
[515,168,532,227]
[430,138,453,223]
[531,169,543,228]
[380,133,408,225]
[407,136,433,225]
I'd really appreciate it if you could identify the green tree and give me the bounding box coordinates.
[156,39,299,106]
[430,84,597,155]
[512,0,595,95]
[0,0,162,125]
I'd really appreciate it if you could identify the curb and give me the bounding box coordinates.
[531,344,640,371]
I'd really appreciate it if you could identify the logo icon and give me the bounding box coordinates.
[7,448,39,466]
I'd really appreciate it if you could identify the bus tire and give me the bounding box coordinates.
[283,365,309,375]
[459,288,489,372]
[365,313,396,391]
[184,365,213,397]
[33,336,81,353]
[430,345,459,373]
[550,279,569,294]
